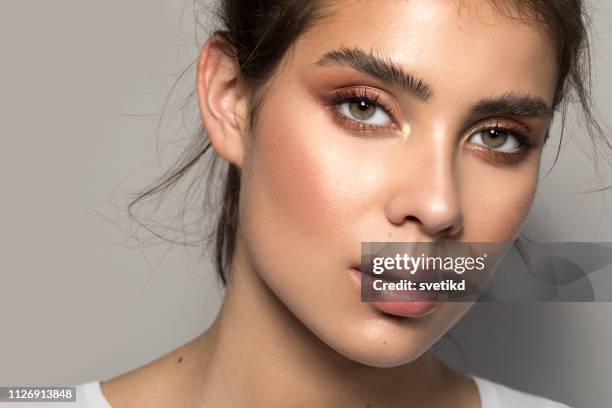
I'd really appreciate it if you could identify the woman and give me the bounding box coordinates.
[73,0,608,406]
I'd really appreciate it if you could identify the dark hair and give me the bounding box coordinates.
[127,0,611,286]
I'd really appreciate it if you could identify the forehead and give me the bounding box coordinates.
[290,0,558,105]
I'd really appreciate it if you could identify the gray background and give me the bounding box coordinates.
[0,1,611,407]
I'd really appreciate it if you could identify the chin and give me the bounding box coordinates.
[308,300,475,368]
[303,310,451,368]
[327,327,438,368]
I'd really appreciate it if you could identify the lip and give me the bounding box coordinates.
[349,267,441,318]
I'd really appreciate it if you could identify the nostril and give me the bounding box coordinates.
[404,215,419,222]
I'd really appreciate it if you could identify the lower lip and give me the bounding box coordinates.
[349,268,441,318]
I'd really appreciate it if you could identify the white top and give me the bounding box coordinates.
[471,375,572,407]
[3,375,571,407]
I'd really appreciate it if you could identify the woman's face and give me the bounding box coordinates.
[235,0,557,367]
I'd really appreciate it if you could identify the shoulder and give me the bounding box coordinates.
[471,375,573,408]
[0,382,111,408]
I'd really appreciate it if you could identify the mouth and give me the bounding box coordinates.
[349,265,441,318]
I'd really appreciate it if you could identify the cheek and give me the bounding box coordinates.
[250,135,341,236]
[235,97,379,317]
[460,154,540,241]
[241,109,373,244]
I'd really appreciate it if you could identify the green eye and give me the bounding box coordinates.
[469,128,521,153]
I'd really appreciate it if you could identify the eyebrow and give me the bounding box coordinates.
[314,46,554,119]
[473,92,554,119]
[315,46,434,101]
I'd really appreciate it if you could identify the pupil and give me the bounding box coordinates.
[359,101,369,110]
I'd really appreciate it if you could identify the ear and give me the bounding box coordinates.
[196,36,250,168]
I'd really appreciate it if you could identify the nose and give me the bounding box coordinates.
[383,135,464,238]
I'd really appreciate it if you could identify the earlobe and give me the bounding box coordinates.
[196,36,249,167]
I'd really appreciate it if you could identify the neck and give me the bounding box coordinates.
[188,243,457,408]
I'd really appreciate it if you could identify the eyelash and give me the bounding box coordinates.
[328,87,535,163]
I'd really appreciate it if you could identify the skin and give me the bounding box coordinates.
[101,0,557,407]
